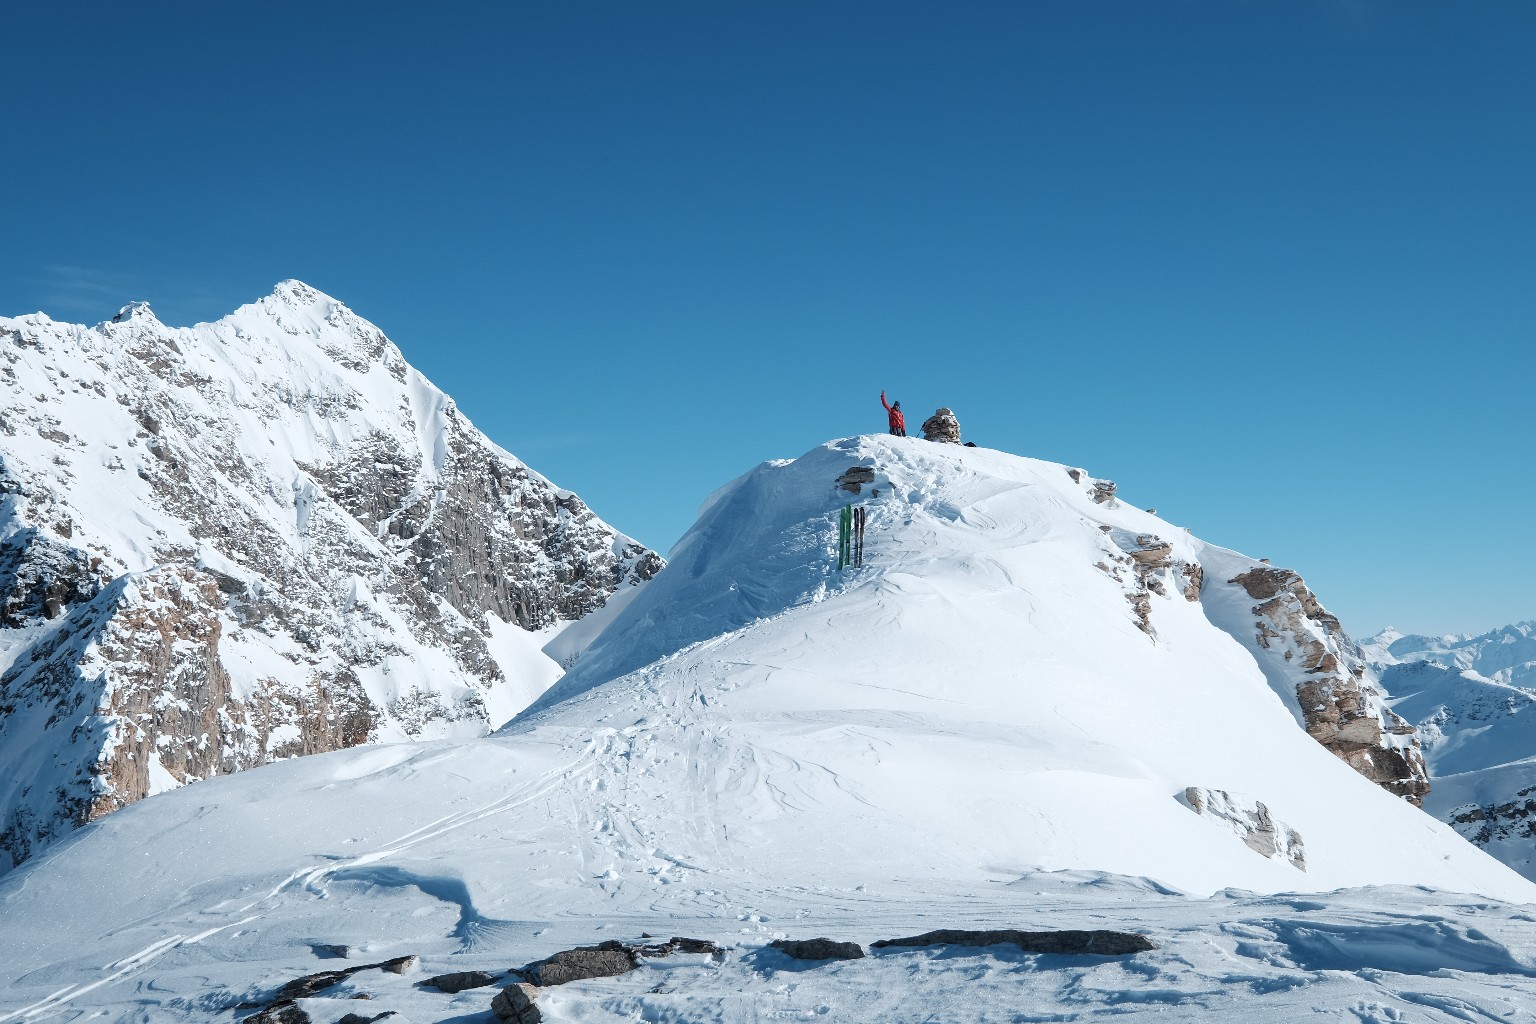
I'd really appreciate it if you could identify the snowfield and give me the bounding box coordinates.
[3,436,1534,1022]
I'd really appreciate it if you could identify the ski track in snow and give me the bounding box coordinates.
[0,748,599,1023]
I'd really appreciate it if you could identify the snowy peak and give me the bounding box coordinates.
[534,437,1425,809]
[1369,621,1536,686]
[1359,625,1404,664]
[0,283,661,872]
[103,299,158,326]
[501,436,1513,897]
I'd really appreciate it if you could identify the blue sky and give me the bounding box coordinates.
[3,1,1531,636]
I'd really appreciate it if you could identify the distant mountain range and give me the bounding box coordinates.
[1364,623,1536,880]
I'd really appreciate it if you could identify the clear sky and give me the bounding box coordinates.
[3,1,1531,637]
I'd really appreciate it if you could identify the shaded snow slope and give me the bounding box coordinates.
[1,437,1532,1022]
[0,282,660,872]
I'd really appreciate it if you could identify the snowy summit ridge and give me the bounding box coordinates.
[0,281,661,871]
[512,438,1467,892]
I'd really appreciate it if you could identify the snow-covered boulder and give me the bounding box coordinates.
[1182,787,1306,871]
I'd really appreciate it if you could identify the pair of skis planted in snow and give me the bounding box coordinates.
[838,505,866,570]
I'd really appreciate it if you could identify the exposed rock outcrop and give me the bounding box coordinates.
[1227,567,1429,805]
[1448,789,1536,852]
[244,1004,311,1024]
[0,283,662,872]
[1100,531,1204,638]
[239,955,416,1023]
[920,407,961,443]
[871,929,1154,955]
[491,984,542,1023]
[517,940,637,986]
[1182,787,1306,871]
[769,938,865,961]
[421,970,502,993]
[632,936,726,959]
[835,466,876,493]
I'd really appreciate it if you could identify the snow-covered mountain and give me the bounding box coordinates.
[3,437,1530,1024]
[0,282,661,873]
[1364,624,1536,881]
[1365,622,1536,687]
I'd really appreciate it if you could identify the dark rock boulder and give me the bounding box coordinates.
[491,983,542,1023]
[769,937,865,961]
[275,970,354,1001]
[420,969,502,993]
[261,955,419,1007]
[871,928,1153,955]
[377,956,417,975]
[519,940,636,986]
[631,936,726,959]
[835,466,876,493]
[243,1003,311,1024]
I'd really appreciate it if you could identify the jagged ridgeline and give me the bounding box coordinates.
[0,281,662,870]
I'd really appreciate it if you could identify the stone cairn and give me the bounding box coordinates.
[920,407,961,443]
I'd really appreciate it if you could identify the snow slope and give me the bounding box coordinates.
[1,436,1532,1023]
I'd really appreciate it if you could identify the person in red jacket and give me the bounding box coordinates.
[880,390,906,437]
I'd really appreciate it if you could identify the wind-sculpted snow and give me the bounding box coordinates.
[0,282,659,871]
[1,436,1532,1022]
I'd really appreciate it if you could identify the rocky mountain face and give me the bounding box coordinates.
[1364,624,1536,880]
[1221,567,1428,804]
[0,281,661,871]
[1071,470,1429,806]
